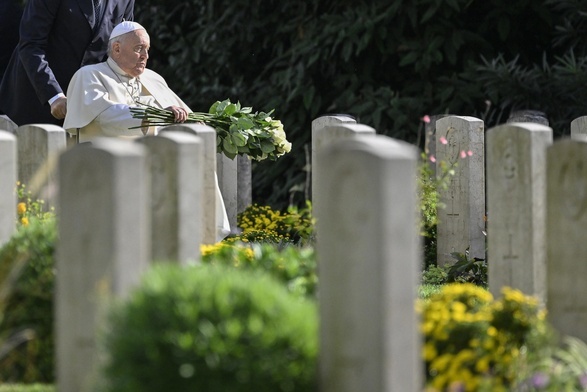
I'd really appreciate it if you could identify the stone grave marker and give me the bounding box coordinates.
[570,116,587,142]
[436,116,485,265]
[311,114,357,203]
[159,124,223,243]
[486,122,552,302]
[137,132,203,264]
[546,139,587,343]
[315,134,422,392]
[312,119,374,230]
[15,124,66,188]
[0,115,17,133]
[217,153,238,230]
[0,131,17,246]
[56,139,150,392]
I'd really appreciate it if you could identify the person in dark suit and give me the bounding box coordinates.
[0,0,23,81]
[0,0,135,126]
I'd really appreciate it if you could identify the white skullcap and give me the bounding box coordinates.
[109,21,146,40]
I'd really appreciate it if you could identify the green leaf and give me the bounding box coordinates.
[260,140,276,153]
[222,137,238,155]
[230,131,247,147]
[225,103,238,116]
[209,101,221,114]
[399,51,419,67]
[237,117,255,130]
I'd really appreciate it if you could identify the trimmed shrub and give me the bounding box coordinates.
[101,264,318,392]
[0,219,56,383]
[201,242,317,298]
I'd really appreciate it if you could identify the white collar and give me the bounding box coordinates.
[107,57,136,81]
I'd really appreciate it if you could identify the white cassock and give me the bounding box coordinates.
[64,57,190,140]
[64,57,231,241]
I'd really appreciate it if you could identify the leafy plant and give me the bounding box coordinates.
[131,99,292,161]
[512,336,587,391]
[422,264,449,286]
[419,283,554,391]
[101,264,318,392]
[232,202,315,246]
[445,251,488,287]
[201,242,317,298]
[15,182,55,227]
[0,218,56,383]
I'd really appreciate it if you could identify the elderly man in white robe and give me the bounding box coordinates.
[64,21,189,140]
[64,21,230,240]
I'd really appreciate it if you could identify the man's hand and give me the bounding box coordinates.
[166,106,188,123]
[50,96,67,120]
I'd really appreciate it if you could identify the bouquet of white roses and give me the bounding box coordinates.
[130,99,292,161]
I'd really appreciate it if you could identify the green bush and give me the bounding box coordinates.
[420,283,554,390]
[233,203,315,246]
[101,264,318,392]
[0,219,56,383]
[201,242,317,298]
[422,264,449,286]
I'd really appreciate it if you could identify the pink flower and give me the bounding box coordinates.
[467,150,473,156]
[460,150,467,159]
[429,155,436,163]
[421,115,431,123]
[439,136,448,145]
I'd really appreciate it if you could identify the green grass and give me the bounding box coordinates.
[0,385,54,392]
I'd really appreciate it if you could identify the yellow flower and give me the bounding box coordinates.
[423,342,438,361]
[21,217,29,226]
[17,202,27,215]
[487,326,498,337]
[475,355,491,373]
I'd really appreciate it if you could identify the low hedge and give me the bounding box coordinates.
[101,263,318,392]
[0,219,56,383]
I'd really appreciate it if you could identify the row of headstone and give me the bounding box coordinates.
[55,126,221,392]
[0,122,241,391]
[426,115,587,343]
[0,121,251,248]
[3,114,587,390]
[312,114,587,390]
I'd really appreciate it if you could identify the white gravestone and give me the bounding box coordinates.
[311,115,358,204]
[0,131,17,246]
[15,124,66,188]
[137,132,203,264]
[546,139,587,343]
[159,124,221,244]
[0,115,18,133]
[217,152,238,231]
[316,134,422,392]
[237,155,252,214]
[570,116,587,142]
[436,116,485,265]
[487,123,552,302]
[56,139,150,392]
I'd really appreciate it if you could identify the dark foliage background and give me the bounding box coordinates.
[135,0,587,209]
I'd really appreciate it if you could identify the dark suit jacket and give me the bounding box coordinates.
[0,0,23,80]
[0,0,134,126]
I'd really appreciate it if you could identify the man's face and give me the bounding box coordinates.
[112,29,150,77]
